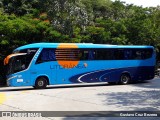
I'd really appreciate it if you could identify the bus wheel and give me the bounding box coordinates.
[35,77,47,89]
[119,74,130,85]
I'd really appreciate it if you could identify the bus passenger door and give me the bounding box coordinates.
[32,48,57,86]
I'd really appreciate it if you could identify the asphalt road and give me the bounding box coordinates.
[0,78,160,120]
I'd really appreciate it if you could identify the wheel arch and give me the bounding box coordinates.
[121,71,131,79]
[35,75,50,85]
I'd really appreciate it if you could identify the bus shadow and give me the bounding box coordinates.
[0,87,34,92]
[0,83,110,92]
[97,81,160,111]
[97,90,160,111]
[47,83,110,90]
[0,79,157,92]
[131,78,160,89]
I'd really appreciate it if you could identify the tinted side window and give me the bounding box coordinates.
[95,49,113,60]
[132,49,153,60]
[55,49,80,60]
[114,49,125,60]
[36,48,153,63]
[36,48,56,63]
[56,49,96,60]
[80,50,95,60]
[143,48,153,59]
[114,48,153,60]
[124,50,133,60]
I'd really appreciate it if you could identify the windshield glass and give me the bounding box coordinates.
[7,48,38,75]
[8,55,27,74]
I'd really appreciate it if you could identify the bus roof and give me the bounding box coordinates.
[14,43,154,51]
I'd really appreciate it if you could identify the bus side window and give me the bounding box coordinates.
[88,50,95,60]
[95,49,113,60]
[132,49,147,60]
[144,49,153,59]
[124,50,132,60]
[81,50,88,60]
[69,49,80,60]
[36,48,56,63]
[114,49,125,60]
[79,49,95,60]
[106,50,114,60]
[133,49,148,60]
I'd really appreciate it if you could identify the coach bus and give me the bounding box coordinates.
[4,43,156,89]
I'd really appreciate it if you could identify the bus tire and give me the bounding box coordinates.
[35,77,47,89]
[119,73,131,85]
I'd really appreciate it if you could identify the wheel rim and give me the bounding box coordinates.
[38,80,44,87]
[121,75,129,84]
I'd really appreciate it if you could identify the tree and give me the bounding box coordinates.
[1,0,42,16]
[81,0,112,22]
[45,0,89,37]
[124,6,160,46]
[148,6,160,48]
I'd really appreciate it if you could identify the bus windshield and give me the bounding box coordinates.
[5,48,38,75]
[8,54,27,74]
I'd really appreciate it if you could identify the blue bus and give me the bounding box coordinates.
[4,43,156,89]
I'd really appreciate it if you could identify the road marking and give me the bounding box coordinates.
[21,91,30,94]
[0,93,6,104]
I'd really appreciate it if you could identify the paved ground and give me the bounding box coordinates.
[0,78,160,120]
